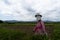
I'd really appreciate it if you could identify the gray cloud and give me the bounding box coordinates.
[3,0,11,5]
[0,0,60,21]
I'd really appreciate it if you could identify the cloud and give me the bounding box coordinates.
[0,0,60,21]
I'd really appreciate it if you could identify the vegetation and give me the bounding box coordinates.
[0,22,60,40]
[0,20,3,23]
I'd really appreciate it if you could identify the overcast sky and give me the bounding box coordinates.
[0,0,60,21]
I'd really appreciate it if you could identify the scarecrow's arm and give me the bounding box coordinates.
[41,21,47,35]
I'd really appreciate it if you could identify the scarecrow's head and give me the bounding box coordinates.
[35,13,42,17]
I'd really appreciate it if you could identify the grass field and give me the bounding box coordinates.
[0,22,60,40]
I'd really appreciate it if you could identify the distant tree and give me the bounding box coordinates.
[0,20,3,23]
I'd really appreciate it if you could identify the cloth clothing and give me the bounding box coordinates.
[36,16,41,21]
[33,21,45,34]
[35,13,42,21]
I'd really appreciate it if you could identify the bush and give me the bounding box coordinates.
[0,20,3,23]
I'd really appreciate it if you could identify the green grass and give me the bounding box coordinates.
[0,22,60,40]
[0,28,26,40]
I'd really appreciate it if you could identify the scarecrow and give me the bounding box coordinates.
[33,13,47,35]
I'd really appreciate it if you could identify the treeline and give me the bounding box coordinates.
[0,20,3,23]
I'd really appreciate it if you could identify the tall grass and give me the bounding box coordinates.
[0,28,26,40]
[0,22,60,40]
